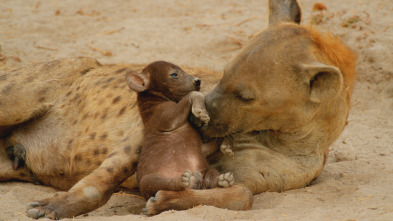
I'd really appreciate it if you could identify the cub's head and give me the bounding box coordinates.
[125,61,201,102]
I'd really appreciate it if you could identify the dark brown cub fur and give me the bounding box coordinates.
[125,61,233,201]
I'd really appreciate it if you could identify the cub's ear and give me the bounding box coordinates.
[125,70,150,92]
[301,62,344,103]
[269,0,301,26]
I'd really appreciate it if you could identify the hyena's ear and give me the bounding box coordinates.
[301,62,344,103]
[125,70,150,92]
[269,0,301,26]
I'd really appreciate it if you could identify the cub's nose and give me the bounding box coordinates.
[193,78,201,86]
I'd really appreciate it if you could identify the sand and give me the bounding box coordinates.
[0,0,392,220]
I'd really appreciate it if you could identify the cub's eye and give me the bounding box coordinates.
[170,73,178,78]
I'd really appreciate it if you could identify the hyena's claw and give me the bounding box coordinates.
[26,208,45,219]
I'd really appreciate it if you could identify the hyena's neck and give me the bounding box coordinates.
[137,91,170,125]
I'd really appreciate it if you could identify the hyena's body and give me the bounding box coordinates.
[0,57,221,218]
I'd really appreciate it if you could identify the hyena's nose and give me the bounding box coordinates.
[193,78,201,86]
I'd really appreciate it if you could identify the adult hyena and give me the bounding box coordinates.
[0,0,355,218]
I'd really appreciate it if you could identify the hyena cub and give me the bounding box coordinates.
[125,61,234,201]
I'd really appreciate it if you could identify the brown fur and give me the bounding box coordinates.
[0,0,355,218]
[126,61,232,201]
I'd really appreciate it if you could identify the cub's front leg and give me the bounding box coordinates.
[189,91,210,125]
[154,91,210,131]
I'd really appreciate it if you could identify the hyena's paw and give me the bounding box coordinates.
[143,189,191,215]
[143,191,170,215]
[26,193,68,219]
[220,143,234,157]
[181,171,201,189]
[218,172,235,188]
[26,190,93,219]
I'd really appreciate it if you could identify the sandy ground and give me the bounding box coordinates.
[0,0,392,220]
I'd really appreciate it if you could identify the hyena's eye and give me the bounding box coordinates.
[170,73,178,78]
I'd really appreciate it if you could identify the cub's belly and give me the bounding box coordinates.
[139,124,208,178]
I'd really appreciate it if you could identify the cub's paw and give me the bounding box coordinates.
[181,171,192,188]
[220,143,234,157]
[218,172,235,188]
[181,171,201,189]
[191,106,210,125]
